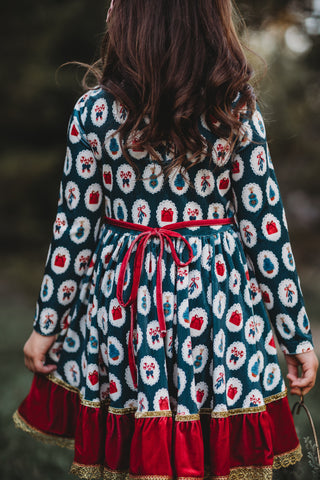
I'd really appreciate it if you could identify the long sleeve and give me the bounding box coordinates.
[231,102,314,355]
[33,93,104,336]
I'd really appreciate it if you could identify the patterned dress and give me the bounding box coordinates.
[13,87,314,480]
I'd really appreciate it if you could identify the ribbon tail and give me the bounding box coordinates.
[128,303,138,389]
[156,234,167,338]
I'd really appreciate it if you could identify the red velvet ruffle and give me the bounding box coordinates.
[13,373,301,479]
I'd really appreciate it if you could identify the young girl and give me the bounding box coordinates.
[13,1,318,479]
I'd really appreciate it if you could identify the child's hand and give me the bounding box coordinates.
[23,330,58,374]
[285,350,318,396]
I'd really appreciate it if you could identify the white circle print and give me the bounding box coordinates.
[208,202,225,220]
[131,200,151,226]
[109,373,122,401]
[201,244,214,272]
[51,247,71,274]
[143,163,164,194]
[242,183,263,213]
[54,212,68,240]
[153,388,171,411]
[226,378,243,406]
[116,164,136,194]
[194,169,215,197]
[243,389,264,409]
[193,345,209,373]
[147,320,164,351]
[229,269,241,296]
[70,217,91,245]
[64,361,81,388]
[85,184,103,212]
[189,308,208,337]
[128,131,148,159]
[108,337,124,365]
[213,139,232,167]
[263,363,281,392]
[262,214,281,242]
[103,165,113,191]
[109,299,126,327]
[183,202,203,223]
[267,178,280,206]
[182,337,194,366]
[168,168,190,196]
[76,150,96,179]
[226,304,243,333]
[281,243,296,272]
[178,299,190,329]
[91,98,108,126]
[252,109,266,138]
[213,365,226,394]
[276,314,296,340]
[214,329,226,358]
[239,122,253,149]
[248,351,264,383]
[250,146,267,176]
[260,284,274,310]
[213,291,227,320]
[257,251,279,279]
[217,171,231,196]
[87,132,102,160]
[113,198,128,221]
[57,280,77,306]
[231,155,244,182]
[239,220,257,249]
[64,147,72,175]
[278,279,298,308]
[215,254,227,282]
[69,119,81,144]
[245,316,264,345]
[39,308,58,334]
[65,181,80,210]
[112,100,127,124]
[193,381,209,408]
[105,130,122,160]
[40,275,54,302]
[140,356,160,386]
[156,200,178,226]
[137,286,151,316]
[223,232,236,256]
[226,342,247,371]
[64,329,80,353]
[265,331,277,355]
[297,307,310,334]
[188,270,203,299]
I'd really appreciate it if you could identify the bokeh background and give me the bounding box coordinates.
[1,1,319,479]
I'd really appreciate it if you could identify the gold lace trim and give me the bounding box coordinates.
[273,444,302,469]
[175,414,200,422]
[211,404,266,419]
[264,389,287,404]
[135,410,172,419]
[67,445,301,480]
[109,406,136,415]
[12,410,74,450]
[209,465,273,480]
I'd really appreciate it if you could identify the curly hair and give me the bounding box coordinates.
[83,0,256,176]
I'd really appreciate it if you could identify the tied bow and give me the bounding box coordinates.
[116,223,194,388]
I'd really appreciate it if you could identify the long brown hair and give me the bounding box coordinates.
[85,0,256,176]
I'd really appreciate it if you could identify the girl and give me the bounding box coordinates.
[13,1,318,479]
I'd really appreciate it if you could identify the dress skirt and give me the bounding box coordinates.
[13,218,302,480]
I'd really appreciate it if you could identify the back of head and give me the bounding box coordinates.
[96,0,256,173]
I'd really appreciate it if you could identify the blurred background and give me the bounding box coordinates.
[0,0,319,479]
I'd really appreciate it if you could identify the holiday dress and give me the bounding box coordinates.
[13,86,314,480]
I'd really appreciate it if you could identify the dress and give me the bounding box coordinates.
[13,87,314,480]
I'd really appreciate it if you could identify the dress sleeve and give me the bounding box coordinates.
[230,102,314,355]
[33,93,104,336]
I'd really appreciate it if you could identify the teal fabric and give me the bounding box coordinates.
[33,87,313,413]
